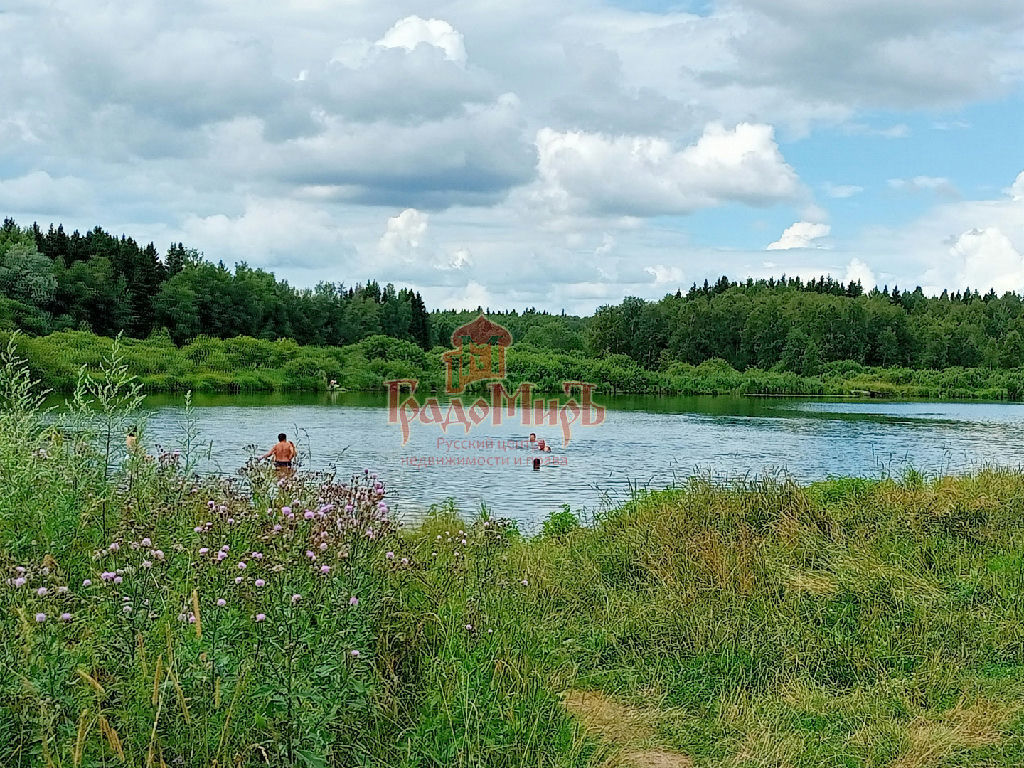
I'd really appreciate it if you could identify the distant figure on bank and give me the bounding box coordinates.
[262,433,297,469]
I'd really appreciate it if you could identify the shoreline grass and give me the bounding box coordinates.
[3,342,1024,766]
[6,328,1024,401]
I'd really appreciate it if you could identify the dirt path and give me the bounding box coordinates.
[562,689,693,768]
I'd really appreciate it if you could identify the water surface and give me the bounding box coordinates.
[121,393,1024,529]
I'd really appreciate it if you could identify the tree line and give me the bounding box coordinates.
[5,217,1024,375]
[0,218,432,348]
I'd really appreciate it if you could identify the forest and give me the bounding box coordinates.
[4,216,1024,394]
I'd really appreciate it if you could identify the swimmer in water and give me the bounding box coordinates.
[262,433,297,469]
[537,438,551,453]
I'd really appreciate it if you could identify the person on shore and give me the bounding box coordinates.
[262,433,297,469]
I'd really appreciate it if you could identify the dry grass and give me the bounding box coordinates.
[563,689,693,768]
[891,698,1019,768]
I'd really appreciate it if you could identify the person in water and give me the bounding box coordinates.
[126,428,139,452]
[262,433,297,468]
[528,432,536,444]
[537,438,551,453]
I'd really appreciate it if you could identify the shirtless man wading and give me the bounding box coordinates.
[262,433,297,469]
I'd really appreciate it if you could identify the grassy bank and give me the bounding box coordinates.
[6,329,1024,400]
[3,341,1024,766]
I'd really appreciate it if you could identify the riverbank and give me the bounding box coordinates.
[6,328,1024,400]
[3,345,1024,766]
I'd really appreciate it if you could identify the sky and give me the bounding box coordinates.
[1,0,1023,314]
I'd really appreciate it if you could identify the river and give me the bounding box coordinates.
[117,393,1024,529]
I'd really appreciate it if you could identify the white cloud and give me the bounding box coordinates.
[1008,171,1024,202]
[951,228,1024,294]
[823,183,864,199]
[379,208,429,257]
[767,221,831,250]
[530,122,801,218]
[645,264,684,286]
[376,16,467,65]
[888,176,959,197]
[0,171,92,215]
[843,257,876,289]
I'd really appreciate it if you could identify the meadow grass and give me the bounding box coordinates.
[2,340,1024,766]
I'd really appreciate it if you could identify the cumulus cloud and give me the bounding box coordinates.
[767,221,831,250]
[530,122,801,218]
[844,257,876,289]
[0,171,93,215]
[378,208,474,274]
[376,16,467,65]
[950,228,1024,294]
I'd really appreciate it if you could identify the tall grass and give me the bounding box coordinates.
[2,346,1024,766]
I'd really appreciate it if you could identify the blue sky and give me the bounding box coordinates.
[1,0,1023,311]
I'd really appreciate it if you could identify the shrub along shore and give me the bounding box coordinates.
[2,341,1024,766]
[6,329,1024,400]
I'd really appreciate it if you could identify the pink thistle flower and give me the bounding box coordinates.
[60,613,72,622]
[37,587,48,596]
[15,566,25,573]
[252,552,263,560]
[141,537,152,547]
[401,557,409,565]
[234,576,243,584]
[304,511,314,520]
[217,598,226,607]
[319,543,328,551]
[237,562,246,570]
[255,579,266,588]
[109,543,120,553]
[208,501,215,508]
[13,577,26,588]
[272,525,283,533]
[255,613,266,622]
[465,624,473,631]
[281,506,292,515]
[291,594,302,604]
[35,613,46,623]
[349,596,358,606]
[142,561,153,569]
[521,579,529,586]
[385,552,395,560]
[217,551,227,561]
[349,649,360,657]
[82,579,92,587]
[113,576,123,585]
[199,547,209,555]
[319,565,331,575]
[194,526,203,533]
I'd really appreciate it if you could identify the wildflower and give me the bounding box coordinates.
[272,525,283,533]
[60,613,72,622]
[109,542,120,553]
[521,578,529,586]
[255,579,266,588]
[350,649,360,657]
[207,501,215,508]
[141,537,152,547]
[291,594,302,604]
[15,566,25,574]
[319,565,331,575]
[113,576,123,585]
[237,562,247,570]
[401,557,409,565]
[227,517,236,524]
[35,613,46,623]
[199,547,209,555]
[281,506,292,515]
[255,613,266,622]
[217,598,226,607]
[194,526,203,533]
[385,551,395,560]
[252,552,263,560]
[221,544,230,552]
[305,550,315,559]
[153,550,165,560]
[349,596,358,606]
[216,551,227,561]
[465,624,473,631]
[57,586,68,594]
[13,577,26,588]
[234,576,243,584]
[304,510,314,520]
[344,504,354,513]
[82,579,92,587]
[142,560,153,569]
[319,542,328,551]
[123,605,132,614]
[461,539,467,545]
[37,586,48,596]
